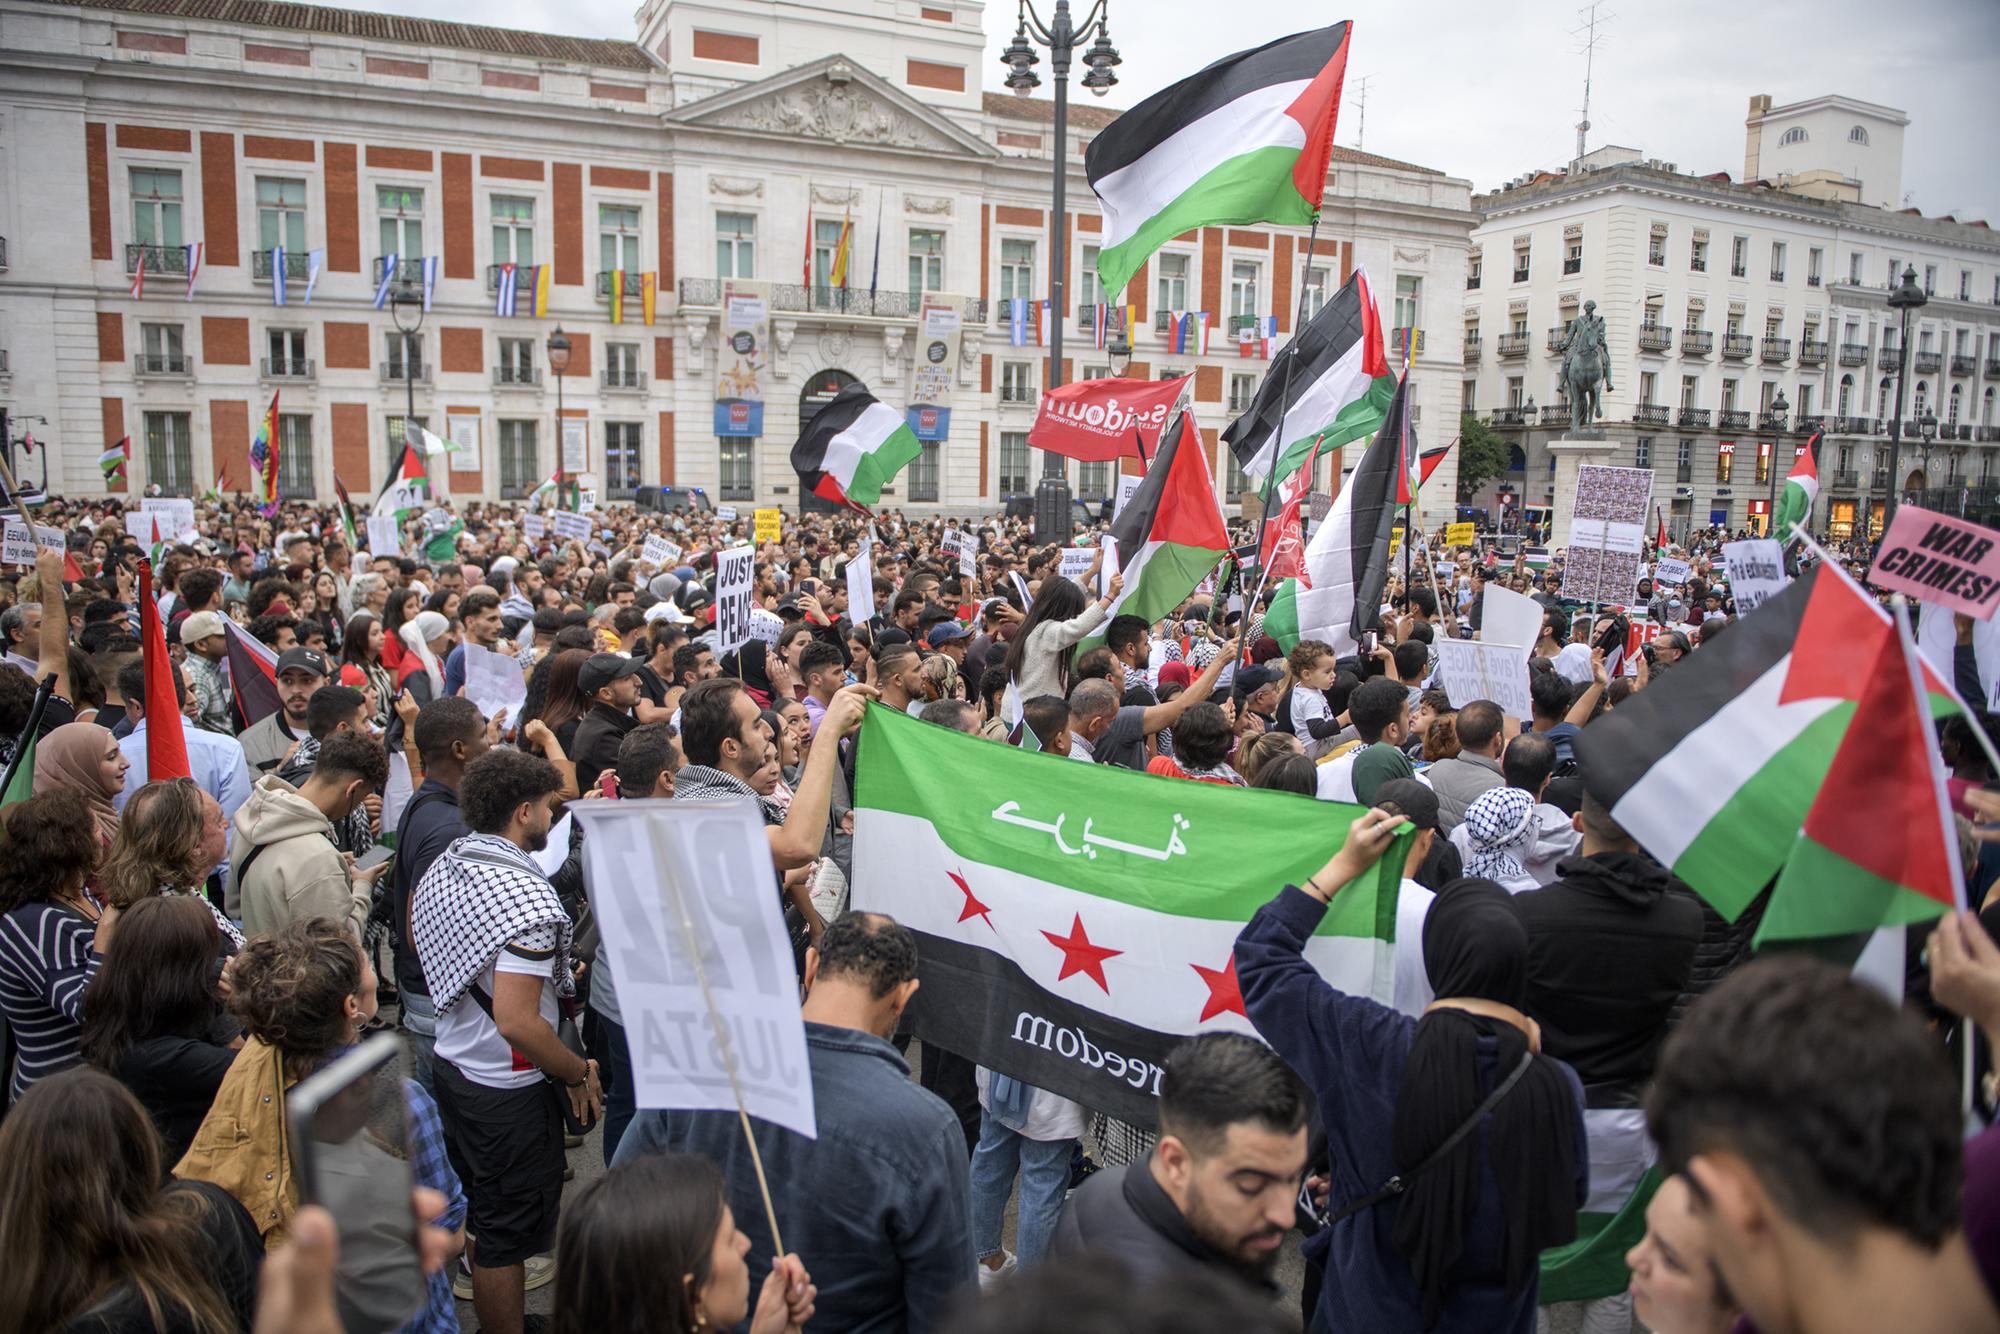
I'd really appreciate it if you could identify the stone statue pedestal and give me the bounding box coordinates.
[1548,436,1618,552]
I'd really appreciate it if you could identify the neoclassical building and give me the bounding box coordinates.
[0,0,1475,521]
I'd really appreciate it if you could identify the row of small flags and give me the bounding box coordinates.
[1002,301,1283,360]
[131,244,330,304]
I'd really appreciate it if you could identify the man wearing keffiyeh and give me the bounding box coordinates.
[413,747,596,1334]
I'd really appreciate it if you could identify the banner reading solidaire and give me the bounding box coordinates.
[1028,375,1193,462]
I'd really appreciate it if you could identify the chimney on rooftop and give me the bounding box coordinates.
[1743,93,1773,184]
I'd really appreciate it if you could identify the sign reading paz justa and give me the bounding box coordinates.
[641,535,683,569]
[1869,503,2000,620]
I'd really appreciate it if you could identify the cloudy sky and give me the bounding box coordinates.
[346,0,1999,221]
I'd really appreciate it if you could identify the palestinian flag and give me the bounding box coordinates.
[1576,561,1965,923]
[99,438,130,481]
[0,674,55,812]
[1086,24,1351,299]
[1762,607,1961,944]
[1077,410,1229,655]
[1258,371,1407,655]
[1772,429,1821,547]
[333,478,361,551]
[1226,269,1394,489]
[137,559,189,783]
[221,613,281,730]
[791,382,922,514]
[1417,443,1452,489]
[528,470,580,512]
[850,703,1407,1126]
[373,443,430,518]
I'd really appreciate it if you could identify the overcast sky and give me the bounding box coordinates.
[347,0,2000,222]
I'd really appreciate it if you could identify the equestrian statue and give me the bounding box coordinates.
[1557,299,1614,435]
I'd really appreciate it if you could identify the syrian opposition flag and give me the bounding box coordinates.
[1086,23,1350,299]
[1258,372,1407,655]
[220,613,281,730]
[1772,428,1822,547]
[1576,561,1966,925]
[1225,268,1395,487]
[791,382,922,514]
[373,442,431,518]
[850,703,1407,1126]
[1076,410,1229,655]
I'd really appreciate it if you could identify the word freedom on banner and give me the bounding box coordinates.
[571,800,816,1140]
[1722,539,1787,614]
[1869,503,2000,620]
[714,545,755,655]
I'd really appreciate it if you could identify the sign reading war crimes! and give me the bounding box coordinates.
[1869,503,2000,620]
[1560,464,1655,605]
[850,705,1408,1128]
[571,800,816,1139]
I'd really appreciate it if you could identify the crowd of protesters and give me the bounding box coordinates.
[0,484,1990,1334]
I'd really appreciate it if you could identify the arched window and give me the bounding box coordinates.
[1779,127,1809,147]
[1949,384,1963,424]
[1878,377,1893,421]
[1914,381,1930,418]
[1849,125,1869,145]
[1984,387,1995,426]
[1838,373,1853,417]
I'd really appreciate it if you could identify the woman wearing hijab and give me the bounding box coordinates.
[396,610,452,707]
[35,720,130,871]
[1235,807,1586,1333]
[721,640,777,709]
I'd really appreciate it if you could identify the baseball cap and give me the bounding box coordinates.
[178,611,225,646]
[276,647,331,680]
[578,652,644,694]
[1372,777,1440,832]
[644,601,693,626]
[926,622,972,648]
[1234,664,1281,694]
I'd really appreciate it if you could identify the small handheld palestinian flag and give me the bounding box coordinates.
[792,383,922,515]
[99,438,131,482]
[373,442,431,518]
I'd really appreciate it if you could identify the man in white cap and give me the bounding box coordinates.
[179,610,235,736]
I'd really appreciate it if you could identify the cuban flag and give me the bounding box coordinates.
[1093,303,1109,349]
[304,249,324,305]
[184,242,203,300]
[1009,297,1028,347]
[421,255,441,312]
[496,262,519,318]
[372,253,399,310]
[271,246,287,306]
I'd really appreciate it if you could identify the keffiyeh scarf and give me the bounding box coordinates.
[411,832,574,1014]
[675,763,787,827]
[1462,787,1536,885]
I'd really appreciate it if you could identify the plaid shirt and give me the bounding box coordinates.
[397,1078,466,1334]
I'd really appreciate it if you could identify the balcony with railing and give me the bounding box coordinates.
[1987,359,2000,379]
[1561,257,1582,275]
[1512,266,1530,282]
[1633,404,1670,426]
[1879,347,1904,371]
[1545,327,1566,353]
[133,352,192,376]
[1462,335,1480,363]
[1722,335,1754,359]
[1832,471,1860,489]
[126,243,189,275]
[999,383,1035,404]
[251,249,309,282]
[1760,337,1791,364]
[1872,470,1890,490]
[379,360,431,384]
[0,237,7,271]
[1690,258,1707,273]
[1798,339,1828,366]
[1832,415,1876,434]
[373,256,425,285]
[1391,328,1425,356]
[1492,406,1528,426]
[1797,416,1825,436]
[259,357,314,380]
[1223,313,1264,336]
[1465,273,1481,290]
[1681,329,1713,357]
[1637,323,1672,352]
[596,270,646,300]
[1952,355,1977,377]
[1759,411,1789,432]
[1678,407,1710,429]
[1495,333,1530,358]
[492,364,542,388]
[601,368,648,392]
[1838,343,1868,366]
[1719,409,1751,430]
[1528,403,1562,426]
[676,277,985,323]
[1914,351,1942,374]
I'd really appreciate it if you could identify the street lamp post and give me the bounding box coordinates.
[389,282,425,475]
[546,326,572,501]
[1002,0,1121,542]
[1763,388,1789,534]
[1884,264,1929,532]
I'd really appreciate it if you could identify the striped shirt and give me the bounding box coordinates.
[0,901,103,1099]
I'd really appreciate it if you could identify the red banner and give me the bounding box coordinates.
[1026,375,1193,463]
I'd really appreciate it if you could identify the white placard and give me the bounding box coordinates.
[461,642,527,729]
[140,497,198,541]
[939,527,962,560]
[522,512,546,541]
[366,515,401,556]
[641,535,683,569]
[1569,518,1645,555]
[1653,557,1692,588]
[447,415,482,473]
[846,541,877,624]
[1481,584,1545,664]
[1112,473,1143,522]
[1,519,37,567]
[125,512,164,544]
[550,511,593,542]
[1058,546,1096,584]
[1722,539,1788,615]
[714,546,755,655]
[716,505,739,523]
[560,418,587,474]
[958,531,979,580]
[1099,534,1119,599]
[1434,638,1533,718]
[571,800,816,1139]
[532,812,572,877]
[748,608,784,646]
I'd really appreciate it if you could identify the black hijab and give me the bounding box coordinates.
[1391,878,1582,1329]
[721,640,775,700]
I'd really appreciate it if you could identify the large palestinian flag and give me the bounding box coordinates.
[791,382,922,514]
[1576,561,1964,923]
[1077,410,1229,655]
[1086,24,1351,298]
[1225,268,1395,487]
[1258,371,1406,656]
[373,442,430,518]
[221,613,282,730]
[1771,428,1821,547]
[851,703,1407,1126]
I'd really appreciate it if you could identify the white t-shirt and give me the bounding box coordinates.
[1392,878,1436,1019]
[1315,750,1359,803]
[1291,685,1336,759]
[435,921,561,1090]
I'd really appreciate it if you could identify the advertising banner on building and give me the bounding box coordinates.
[715,279,771,438]
[906,299,963,442]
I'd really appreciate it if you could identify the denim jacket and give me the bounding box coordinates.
[615,1022,973,1333]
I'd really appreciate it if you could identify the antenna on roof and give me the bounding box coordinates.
[1570,2,1613,163]
[1348,73,1375,152]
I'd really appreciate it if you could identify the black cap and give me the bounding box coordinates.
[1373,777,1440,831]
[276,647,331,680]
[578,652,643,694]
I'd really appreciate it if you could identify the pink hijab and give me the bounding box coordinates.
[34,722,125,849]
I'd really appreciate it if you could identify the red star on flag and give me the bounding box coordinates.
[949,869,992,930]
[1190,953,1247,1023]
[1041,913,1122,994]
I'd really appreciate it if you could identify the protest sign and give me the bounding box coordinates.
[846,541,877,624]
[1722,539,1788,615]
[1435,638,1533,717]
[1027,374,1192,462]
[140,497,198,542]
[640,534,683,569]
[1481,584,1545,663]
[1445,521,1476,547]
[958,531,978,579]
[1653,556,1692,588]
[0,518,59,566]
[460,643,527,729]
[521,512,546,541]
[749,608,784,646]
[380,751,413,837]
[422,507,454,533]
[753,508,782,544]
[366,514,401,556]
[714,546,755,655]
[939,527,962,560]
[1112,473,1143,522]
[550,511,592,542]
[1100,535,1119,599]
[1868,503,2000,620]
[124,513,163,545]
[1560,464,1653,604]
[715,505,739,524]
[1058,546,1096,584]
[572,800,816,1139]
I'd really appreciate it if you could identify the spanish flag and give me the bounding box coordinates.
[829,205,853,290]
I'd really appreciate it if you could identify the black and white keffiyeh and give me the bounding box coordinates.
[674,764,786,827]
[412,831,573,1013]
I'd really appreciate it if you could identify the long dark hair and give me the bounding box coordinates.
[0,789,100,912]
[81,896,221,1073]
[382,587,419,639]
[551,1152,728,1334]
[532,648,594,741]
[341,611,381,666]
[1000,574,1090,687]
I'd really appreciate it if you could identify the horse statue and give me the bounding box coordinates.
[1558,299,1614,435]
